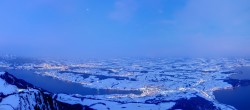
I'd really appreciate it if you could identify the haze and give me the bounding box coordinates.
[0,0,250,58]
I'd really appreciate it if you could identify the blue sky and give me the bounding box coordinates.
[0,0,250,58]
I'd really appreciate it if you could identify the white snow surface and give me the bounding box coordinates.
[1,58,249,110]
[0,74,17,95]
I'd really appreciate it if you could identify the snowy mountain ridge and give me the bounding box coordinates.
[0,72,86,110]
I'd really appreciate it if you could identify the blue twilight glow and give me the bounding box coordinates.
[0,0,250,57]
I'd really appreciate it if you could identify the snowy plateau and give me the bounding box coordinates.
[0,56,250,110]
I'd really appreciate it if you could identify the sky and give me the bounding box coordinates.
[0,0,250,58]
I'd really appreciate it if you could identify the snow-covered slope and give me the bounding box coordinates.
[0,72,86,110]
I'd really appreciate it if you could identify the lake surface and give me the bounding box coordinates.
[214,67,250,110]
[230,67,250,80]
[214,86,250,110]
[0,68,141,95]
